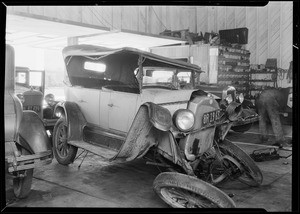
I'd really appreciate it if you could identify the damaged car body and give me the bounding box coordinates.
[196,84,259,133]
[5,44,53,199]
[53,44,263,208]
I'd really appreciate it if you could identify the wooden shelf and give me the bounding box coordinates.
[218,46,250,55]
[218,56,250,63]
[218,64,233,69]
[216,45,251,97]
[249,79,275,82]
[221,51,250,57]
[248,68,277,96]
[235,65,250,69]
[250,71,276,74]
[218,71,249,75]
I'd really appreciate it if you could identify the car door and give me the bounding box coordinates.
[108,90,139,133]
[65,87,101,126]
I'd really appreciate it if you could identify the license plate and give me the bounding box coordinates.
[202,109,221,127]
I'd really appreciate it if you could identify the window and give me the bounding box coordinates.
[151,70,174,83]
[177,72,191,84]
[84,61,106,72]
[142,68,178,89]
[16,72,27,84]
[29,72,42,87]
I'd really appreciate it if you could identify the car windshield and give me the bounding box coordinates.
[142,67,194,90]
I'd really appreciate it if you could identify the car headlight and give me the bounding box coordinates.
[55,111,62,118]
[237,93,244,103]
[55,108,62,118]
[173,109,195,132]
[225,94,233,104]
[207,93,213,98]
[222,86,236,100]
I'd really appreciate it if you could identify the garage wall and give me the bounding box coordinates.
[7,3,292,69]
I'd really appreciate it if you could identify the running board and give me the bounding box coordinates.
[68,140,118,160]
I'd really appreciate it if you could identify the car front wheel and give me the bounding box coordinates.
[53,117,78,165]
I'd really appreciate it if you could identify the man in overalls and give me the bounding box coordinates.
[255,87,292,148]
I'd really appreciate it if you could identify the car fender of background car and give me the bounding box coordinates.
[5,44,53,199]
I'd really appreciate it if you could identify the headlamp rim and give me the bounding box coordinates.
[238,93,244,103]
[172,109,195,132]
[225,94,233,104]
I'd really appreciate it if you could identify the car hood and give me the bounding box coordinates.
[195,85,227,99]
[140,88,219,115]
[142,88,219,104]
[141,89,196,107]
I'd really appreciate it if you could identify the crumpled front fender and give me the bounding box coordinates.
[115,103,172,161]
[232,107,259,127]
[142,102,172,131]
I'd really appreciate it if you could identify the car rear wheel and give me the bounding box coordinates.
[153,172,236,208]
[53,117,78,165]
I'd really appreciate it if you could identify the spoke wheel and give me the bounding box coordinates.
[53,118,77,165]
[209,155,243,185]
[217,139,263,187]
[153,172,236,208]
[160,187,219,208]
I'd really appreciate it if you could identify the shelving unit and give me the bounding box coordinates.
[248,68,278,99]
[216,45,251,97]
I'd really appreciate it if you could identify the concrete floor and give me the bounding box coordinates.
[4,122,293,211]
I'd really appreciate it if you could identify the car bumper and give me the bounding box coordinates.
[6,150,52,173]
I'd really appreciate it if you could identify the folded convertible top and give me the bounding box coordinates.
[62,44,203,73]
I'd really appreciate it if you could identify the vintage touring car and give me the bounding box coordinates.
[52,45,262,208]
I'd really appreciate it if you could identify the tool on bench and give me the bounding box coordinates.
[250,147,292,162]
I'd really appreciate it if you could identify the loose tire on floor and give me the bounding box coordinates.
[13,148,33,198]
[218,139,263,187]
[153,172,236,208]
[53,117,78,165]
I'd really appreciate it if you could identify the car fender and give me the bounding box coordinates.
[54,101,87,141]
[17,110,52,154]
[241,99,255,110]
[141,102,172,131]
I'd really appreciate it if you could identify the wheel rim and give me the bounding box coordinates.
[209,155,243,184]
[55,123,70,159]
[220,147,262,186]
[13,172,24,195]
[160,187,219,208]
